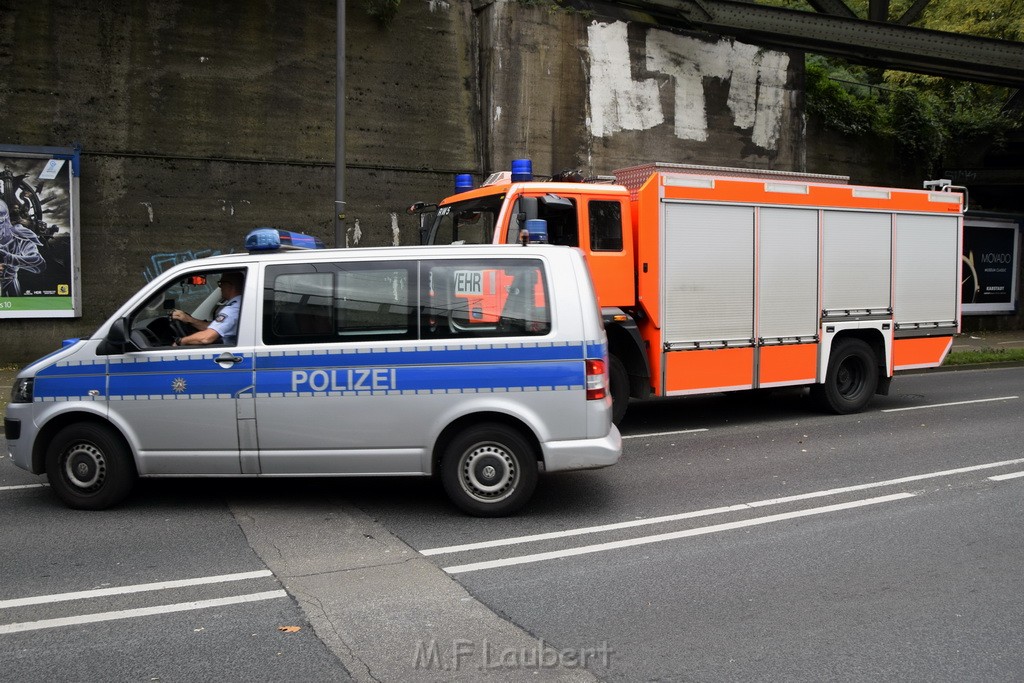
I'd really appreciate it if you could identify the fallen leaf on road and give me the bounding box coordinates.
[278,626,301,633]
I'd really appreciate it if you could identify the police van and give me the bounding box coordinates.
[4,229,621,516]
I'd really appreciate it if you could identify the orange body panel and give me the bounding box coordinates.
[758,344,819,386]
[893,336,953,370]
[664,347,754,394]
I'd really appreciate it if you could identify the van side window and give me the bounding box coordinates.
[263,264,414,344]
[423,259,551,338]
[589,200,623,251]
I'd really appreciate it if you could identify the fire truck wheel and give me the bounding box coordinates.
[440,423,538,517]
[609,355,629,425]
[814,338,878,414]
[45,423,137,510]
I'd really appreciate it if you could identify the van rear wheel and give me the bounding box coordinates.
[45,423,136,510]
[440,424,538,517]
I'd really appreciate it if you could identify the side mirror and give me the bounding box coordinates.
[98,318,130,355]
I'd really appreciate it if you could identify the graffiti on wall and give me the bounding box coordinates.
[587,21,790,150]
[143,249,232,283]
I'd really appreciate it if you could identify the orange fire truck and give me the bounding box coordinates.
[412,160,964,422]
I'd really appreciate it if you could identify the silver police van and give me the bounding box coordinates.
[5,229,621,516]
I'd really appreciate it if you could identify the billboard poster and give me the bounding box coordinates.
[0,144,82,318]
[961,215,1021,315]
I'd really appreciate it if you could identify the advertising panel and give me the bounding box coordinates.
[0,144,81,318]
[961,214,1021,315]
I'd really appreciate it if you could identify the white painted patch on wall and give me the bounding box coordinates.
[587,22,664,137]
[391,212,400,246]
[494,105,502,124]
[140,202,154,223]
[346,218,362,248]
[588,20,789,150]
[219,200,234,216]
[427,0,450,12]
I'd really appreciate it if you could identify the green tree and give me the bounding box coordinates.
[761,0,1022,173]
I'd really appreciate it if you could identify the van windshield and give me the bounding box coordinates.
[427,195,504,245]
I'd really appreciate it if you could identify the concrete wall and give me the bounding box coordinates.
[476,3,804,176]
[1,0,802,362]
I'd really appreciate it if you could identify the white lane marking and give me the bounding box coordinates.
[443,493,915,574]
[422,456,1024,556]
[621,428,708,440]
[422,504,750,556]
[0,483,48,492]
[0,570,274,609]
[882,396,1018,412]
[0,590,288,635]
[989,471,1024,482]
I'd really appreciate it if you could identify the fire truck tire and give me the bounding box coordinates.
[440,423,538,517]
[609,355,629,425]
[814,338,878,414]
[45,423,137,510]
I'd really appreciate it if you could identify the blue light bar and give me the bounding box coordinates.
[245,228,325,252]
[454,173,474,193]
[511,158,533,182]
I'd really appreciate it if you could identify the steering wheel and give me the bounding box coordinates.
[168,315,192,339]
[130,327,161,350]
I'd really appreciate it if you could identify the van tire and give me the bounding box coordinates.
[609,355,629,425]
[441,423,538,517]
[45,423,137,510]
[813,338,878,414]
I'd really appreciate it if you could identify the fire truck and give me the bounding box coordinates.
[411,160,964,423]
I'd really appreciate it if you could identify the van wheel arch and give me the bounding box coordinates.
[45,421,138,509]
[32,413,131,476]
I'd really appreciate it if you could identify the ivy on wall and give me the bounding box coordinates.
[806,55,1018,176]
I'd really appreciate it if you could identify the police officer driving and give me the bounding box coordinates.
[171,271,243,346]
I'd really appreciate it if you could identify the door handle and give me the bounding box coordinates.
[215,352,244,365]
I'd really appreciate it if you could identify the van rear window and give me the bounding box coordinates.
[263,258,550,345]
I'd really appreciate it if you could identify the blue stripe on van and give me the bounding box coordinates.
[30,340,606,400]
[259,361,583,396]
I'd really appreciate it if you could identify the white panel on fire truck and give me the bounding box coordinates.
[894,214,959,325]
[822,211,892,314]
[662,202,754,344]
[759,208,819,339]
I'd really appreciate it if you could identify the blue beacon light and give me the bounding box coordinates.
[511,159,533,182]
[454,173,474,193]
[245,227,326,252]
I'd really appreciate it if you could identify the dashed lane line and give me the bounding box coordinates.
[0,569,274,609]
[881,395,1018,412]
[0,590,288,634]
[442,493,916,574]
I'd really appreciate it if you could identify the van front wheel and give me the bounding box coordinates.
[441,424,538,517]
[45,423,136,510]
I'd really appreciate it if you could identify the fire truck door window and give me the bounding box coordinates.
[538,195,578,247]
[589,200,623,251]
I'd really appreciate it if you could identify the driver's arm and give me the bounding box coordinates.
[171,309,211,330]
[174,328,221,346]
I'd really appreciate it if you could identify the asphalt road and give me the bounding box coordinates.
[1,366,1022,681]
[348,366,1024,681]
